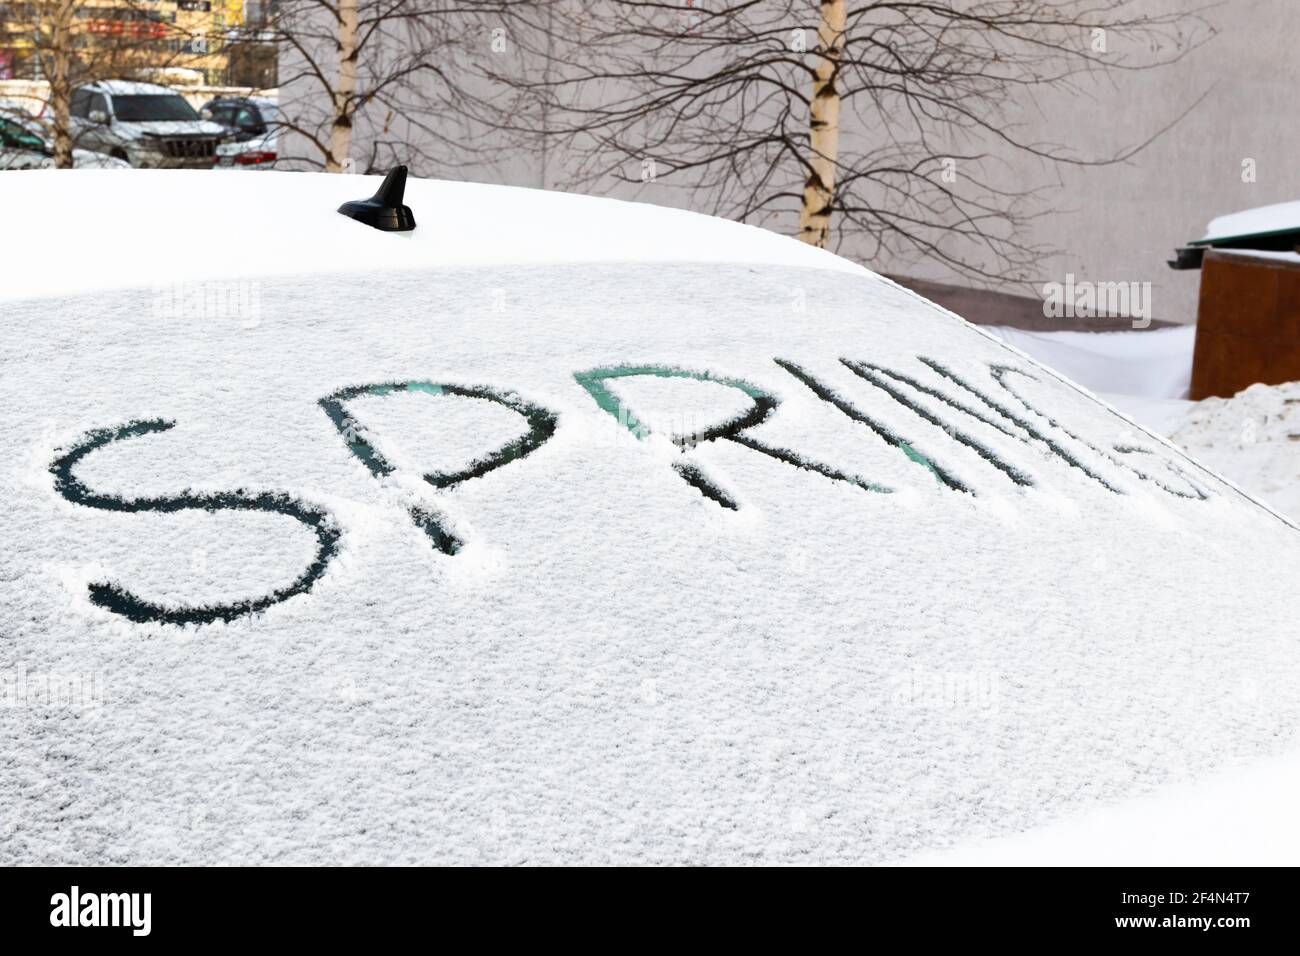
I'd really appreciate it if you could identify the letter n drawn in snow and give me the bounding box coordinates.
[798,355,1213,501]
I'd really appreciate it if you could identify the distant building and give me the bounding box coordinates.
[0,1,276,87]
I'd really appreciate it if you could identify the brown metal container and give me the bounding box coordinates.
[1191,249,1300,400]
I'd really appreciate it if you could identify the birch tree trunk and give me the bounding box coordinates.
[326,0,359,172]
[797,0,846,247]
[46,0,78,169]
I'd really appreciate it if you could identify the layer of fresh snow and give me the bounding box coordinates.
[1200,199,1300,243]
[908,379,1300,865]
[0,169,862,303]
[4,171,1300,865]
[984,326,1194,400]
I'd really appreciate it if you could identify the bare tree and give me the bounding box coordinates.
[329,0,360,171]
[36,1,78,168]
[489,0,1214,281]
[270,1,532,174]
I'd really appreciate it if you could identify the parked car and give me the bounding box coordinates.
[0,105,130,170]
[203,96,279,169]
[69,80,226,168]
[0,113,49,169]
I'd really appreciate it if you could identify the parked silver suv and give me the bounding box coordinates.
[70,80,226,168]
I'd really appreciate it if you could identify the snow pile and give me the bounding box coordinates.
[3,172,1300,865]
[1171,381,1300,521]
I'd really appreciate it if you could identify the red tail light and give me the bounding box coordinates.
[235,151,276,166]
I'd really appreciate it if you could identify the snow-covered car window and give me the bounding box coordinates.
[6,260,1273,632]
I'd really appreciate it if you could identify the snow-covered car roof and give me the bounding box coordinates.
[3,170,1300,865]
[204,94,277,110]
[0,170,858,302]
[78,79,181,97]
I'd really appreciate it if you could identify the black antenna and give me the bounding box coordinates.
[337,165,417,232]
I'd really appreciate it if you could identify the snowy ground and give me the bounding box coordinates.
[986,325,1194,401]
[4,171,1300,864]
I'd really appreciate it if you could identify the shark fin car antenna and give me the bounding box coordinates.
[337,165,417,232]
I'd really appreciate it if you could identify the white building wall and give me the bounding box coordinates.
[280,0,1297,324]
